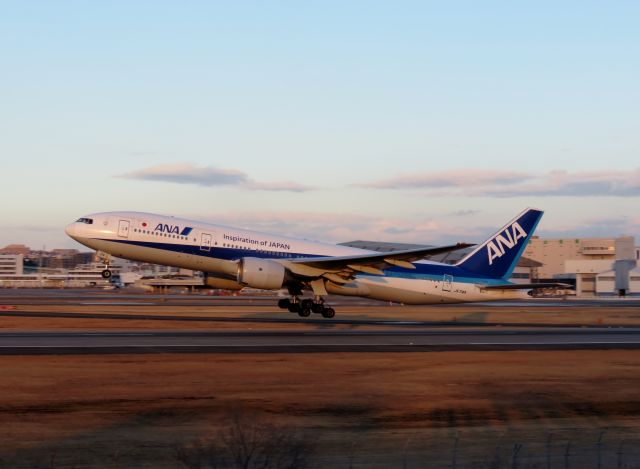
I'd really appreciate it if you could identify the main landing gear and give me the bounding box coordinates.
[277,297,336,319]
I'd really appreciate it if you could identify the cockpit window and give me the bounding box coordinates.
[76,218,94,224]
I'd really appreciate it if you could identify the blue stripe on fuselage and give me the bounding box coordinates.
[99,238,313,261]
[373,269,504,285]
[382,264,504,284]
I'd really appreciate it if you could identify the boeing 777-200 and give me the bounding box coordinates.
[65,208,563,318]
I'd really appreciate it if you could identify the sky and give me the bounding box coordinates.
[1,1,639,250]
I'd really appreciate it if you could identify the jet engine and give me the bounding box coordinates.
[237,257,287,290]
[203,273,244,291]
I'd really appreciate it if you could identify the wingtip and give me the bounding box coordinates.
[457,242,475,248]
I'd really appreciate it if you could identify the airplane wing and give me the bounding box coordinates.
[285,243,474,283]
[479,282,573,290]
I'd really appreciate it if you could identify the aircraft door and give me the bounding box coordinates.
[200,232,212,252]
[117,220,130,238]
[442,274,453,292]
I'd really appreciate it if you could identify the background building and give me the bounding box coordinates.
[524,237,621,280]
[0,245,30,256]
[0,254,23,277]
[525,236,638,297]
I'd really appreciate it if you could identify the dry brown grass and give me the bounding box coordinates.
[2,297,640,466]
[1,350,640,467]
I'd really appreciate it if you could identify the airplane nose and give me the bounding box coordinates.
[65,222,77,239]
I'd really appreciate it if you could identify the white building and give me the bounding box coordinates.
[0,254,23,276]
[596,266,640,297]
[524,236,634,280]
[0,262,113,288]
[564,240,639,297]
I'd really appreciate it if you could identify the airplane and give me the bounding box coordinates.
[65,207,564,318]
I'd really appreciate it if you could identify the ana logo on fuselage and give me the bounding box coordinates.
[154,223,193,236]
[486,222,527,265]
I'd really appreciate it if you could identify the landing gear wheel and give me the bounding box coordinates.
[288,303,300,313]
[298,299,313,317]
[312,303,325,315]
[278,298,291,309]
[97,251,112,280]
[321,307,335,319]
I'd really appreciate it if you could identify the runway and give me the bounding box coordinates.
[2,288,640,307]
[3,309,626,328]
[3,289,640,354]
[2,328,640,354]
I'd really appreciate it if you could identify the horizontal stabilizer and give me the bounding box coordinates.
[479,282,573,291]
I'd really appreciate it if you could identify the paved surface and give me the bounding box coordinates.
[2,309,624,328]
[2,328,640,354]
[2,288,640,307]
[2,289,640,354]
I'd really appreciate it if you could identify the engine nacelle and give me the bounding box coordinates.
[237,257,286,290]
[204,274,244,291]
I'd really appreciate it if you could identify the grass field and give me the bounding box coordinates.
[1,350,640,467]
[2,296,640,467]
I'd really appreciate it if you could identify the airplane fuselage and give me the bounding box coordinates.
[66,211,527,305]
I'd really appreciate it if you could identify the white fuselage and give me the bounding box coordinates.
[66,211,526,304]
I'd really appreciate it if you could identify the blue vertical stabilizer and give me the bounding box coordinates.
[456,208,543,280]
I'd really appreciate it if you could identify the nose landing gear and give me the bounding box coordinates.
[96,251,113,279]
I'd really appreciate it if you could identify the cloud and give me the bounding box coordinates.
[191,211,479,245]
[539,214,640,239]
[245,181,312,193]
[357,169,533,190]
[359,169,640,197]
[118,163,314,192]
[450,209,481,217]
[485,169,640,197]
[119,163,248,186]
